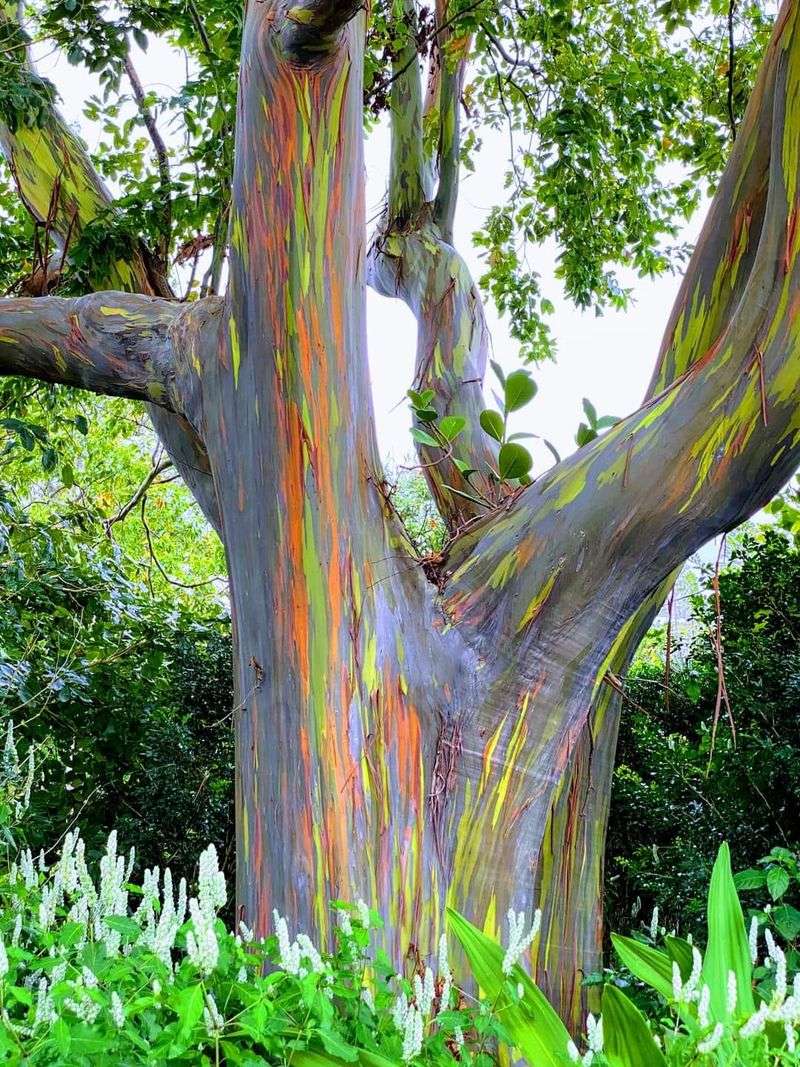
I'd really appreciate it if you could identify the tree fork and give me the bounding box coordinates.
[1,0,800,1033]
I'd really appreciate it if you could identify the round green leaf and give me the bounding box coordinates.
[498,442,533,480]
[479,409,504,442]
[504,370,537,412]
[439,415,466,441]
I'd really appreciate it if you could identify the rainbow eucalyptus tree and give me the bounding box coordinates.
[0,0,798,1022]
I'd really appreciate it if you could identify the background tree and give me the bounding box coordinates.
[0,0,799,1024]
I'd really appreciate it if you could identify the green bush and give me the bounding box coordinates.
[1,720,799,1067]
[607,529,800,937]
[0,494,234,893]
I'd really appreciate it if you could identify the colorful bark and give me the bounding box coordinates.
[0,293,182,404]
[2,0,800,1034]
[0,3,221,534]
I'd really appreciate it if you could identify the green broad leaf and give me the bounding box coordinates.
[603,984,666,1067]
[595,415,620,429]
[507,432,536,441]
[439,415,466,442]
[610,934,673,1000]
[406,389,425,407]
[416,408,438,423]
[103,915,142,942]
[410,427,440,448]
[172,983,205,1039]
[773,904,800,940]
[575,422,597,447]
[504,370,537,412]
[41,446,57,472]
[133,27,148,51]
[498,442,533,481]
[767,866,790,901]
[664,935,694,983]
[582,397,598,427]
[703,842,755,1022]
[447,908,573,1067]
[316,1029,359,1062]
[734,869,768,891]
[52,1018,71,1056]
[480,409,505,442]
[453,459,477,478]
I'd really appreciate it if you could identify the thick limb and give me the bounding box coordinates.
[533,9,786,1009]
[368,1,496,528]
[0,2,219,531]
[0,293,183,407]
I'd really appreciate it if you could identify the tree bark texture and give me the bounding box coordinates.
[2,0,800,1028]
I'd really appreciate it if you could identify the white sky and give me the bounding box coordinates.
[34,31,706,473]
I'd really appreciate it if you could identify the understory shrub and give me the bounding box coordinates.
[1,727,800,1065]
[0,496,234,892]
[607,529,800,937]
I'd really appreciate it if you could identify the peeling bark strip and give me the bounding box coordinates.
[2,0,800,1029]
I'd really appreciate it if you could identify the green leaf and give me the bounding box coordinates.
[595,415,620,430]
[439,415,466,442]
[74,414,89,435]
[767,866,790,901]
[504,370,537,412]
[773,904,800,940]
[480,409,505,442]
[416,408,438,423]
[454,459,477,478]
[498,442,533,481]
[610,934,673,999]
[52,1018,71,1056]
[603,984,666,1067]
[447,909,573,1067]
[407,388,434,410]
[582,397,598,427]
[103,915,141,942]
[733,869,767,891]
[41,447,57,472]
[703,842,755,1022]
[132,27,148,51]
[410,427,440,448]
[172,983,205,1039]
[575,422,597,447]
[316,1029,359,1062]
[490,359,506,385]
[293,1053,397,1067]
[664,935,694,982]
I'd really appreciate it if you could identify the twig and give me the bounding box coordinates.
[124,52,172,266]
[727,0,737,142]
[707,534,735,774]
[104,457,173,534]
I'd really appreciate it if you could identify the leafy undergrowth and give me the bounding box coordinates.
[1,726,800,1065]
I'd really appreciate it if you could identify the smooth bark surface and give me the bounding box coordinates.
[2,0,800,1028]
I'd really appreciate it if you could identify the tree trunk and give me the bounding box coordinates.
[3,0,800,1034]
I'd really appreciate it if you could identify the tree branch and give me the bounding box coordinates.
[123,52,172,271]
[0,2,221,534]
[445,1,800,655]
[428,0,468,240]
[388,0,427,225]
[0,293,182,408]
